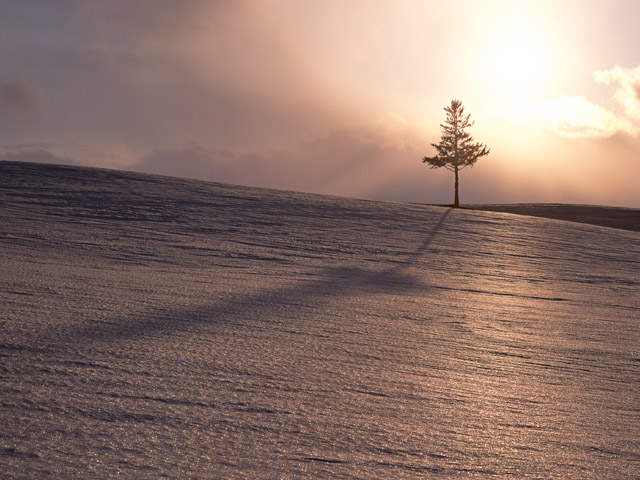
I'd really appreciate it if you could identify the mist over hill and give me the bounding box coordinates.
[1,161,639,478]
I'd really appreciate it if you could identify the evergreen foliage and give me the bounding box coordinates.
[422,100,490,207]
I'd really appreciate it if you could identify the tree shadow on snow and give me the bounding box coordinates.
[48,209,453,348]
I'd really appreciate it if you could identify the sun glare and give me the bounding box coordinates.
[483,17,553,102]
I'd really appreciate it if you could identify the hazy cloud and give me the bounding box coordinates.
[0,82,45,114]
[500,96,636,138]
[594,64,640,121]
[134,120,430,199]
[0,1,366,152]
[0,145,76,165]
[496,64,640,138]
[136,145,258,185]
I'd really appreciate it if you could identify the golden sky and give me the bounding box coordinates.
[1,0,640,206]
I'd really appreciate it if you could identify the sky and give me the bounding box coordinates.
[2,0,640,206]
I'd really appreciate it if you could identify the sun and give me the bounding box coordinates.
[483,16,554,102]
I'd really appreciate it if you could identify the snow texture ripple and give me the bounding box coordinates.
[1,161,639,478]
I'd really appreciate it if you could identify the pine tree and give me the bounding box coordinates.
[422,99,490,207]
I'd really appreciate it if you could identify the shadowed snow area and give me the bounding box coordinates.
[1,161,639,479]
[468,204,640,233]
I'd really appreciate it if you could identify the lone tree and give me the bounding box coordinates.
[422,99,490,207]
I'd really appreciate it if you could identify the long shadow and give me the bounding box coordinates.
[391,207,452,271]
[39,209,453,349]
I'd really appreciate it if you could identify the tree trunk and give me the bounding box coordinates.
[453,166,460,207]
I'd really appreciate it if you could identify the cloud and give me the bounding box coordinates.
[0,82,45,114]
[133,119,430,199]
[136,145,257,185]
[0,145,76,165]
[594,64,640,121]
[500,96,636,138]
[495,64,640,138]
[0,1,366,152]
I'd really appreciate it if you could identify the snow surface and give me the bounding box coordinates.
[1,161,639,479]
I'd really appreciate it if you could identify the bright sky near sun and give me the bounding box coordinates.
[1,0,640,206]
[483,13,556,101]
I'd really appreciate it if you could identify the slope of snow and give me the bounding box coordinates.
[469,203,640,232]
[1,161,639,479]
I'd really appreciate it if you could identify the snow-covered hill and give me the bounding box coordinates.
[1,161,639,479]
